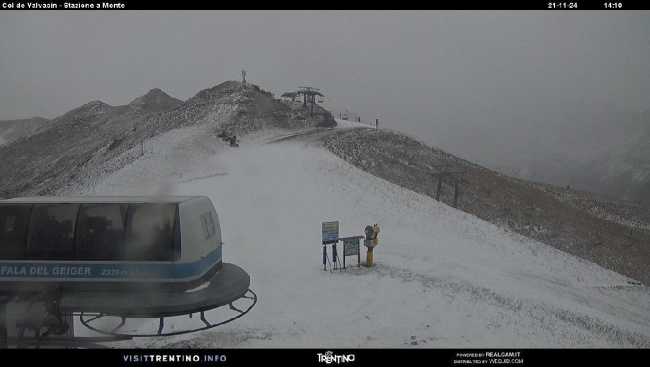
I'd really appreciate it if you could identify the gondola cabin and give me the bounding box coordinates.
[0,196,252,319]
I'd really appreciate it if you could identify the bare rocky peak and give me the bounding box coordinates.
[128,88,182,113]
[77,100,113,113]
[144,80,334,136]
[56,100,114,123]
[188,81,246,104]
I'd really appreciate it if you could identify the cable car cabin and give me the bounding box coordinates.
[0,196,251,317]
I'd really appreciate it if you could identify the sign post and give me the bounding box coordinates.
[321,221,339,271]
[320,222,365,271]
[341,236,362,269]
[321,221,339,244]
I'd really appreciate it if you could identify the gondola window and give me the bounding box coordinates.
[200,211,216,239]
[0,205,32,259]
[76,204,128,260]
[27,204,79,259]
[124,203,177,261]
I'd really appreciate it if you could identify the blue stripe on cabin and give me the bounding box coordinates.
[0,246,222,281]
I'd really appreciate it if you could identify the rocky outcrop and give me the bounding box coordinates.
[0,81,336,198]
[319,127,650,285]
[0,117,50,146]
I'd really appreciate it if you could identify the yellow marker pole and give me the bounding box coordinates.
[366,247,374,267]
[365,224,380,267]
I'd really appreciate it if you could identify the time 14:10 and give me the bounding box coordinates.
[603,2,623,8]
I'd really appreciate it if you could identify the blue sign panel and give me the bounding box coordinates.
[322,221,339,244]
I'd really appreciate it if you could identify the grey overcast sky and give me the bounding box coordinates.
[1,11,649,178]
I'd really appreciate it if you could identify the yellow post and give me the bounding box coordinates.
[365,224,380,267]
[372,224,380,248]
[366,247,374,267]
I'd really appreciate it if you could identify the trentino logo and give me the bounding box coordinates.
[316,351,356,364]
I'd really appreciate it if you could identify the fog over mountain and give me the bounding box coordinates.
[1,11,648,202]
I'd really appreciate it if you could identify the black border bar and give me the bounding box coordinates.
[1,1,650,10]
[0,348,648,366]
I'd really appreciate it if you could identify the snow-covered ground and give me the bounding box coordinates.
[335,118,373,129]
[72,126,650,348]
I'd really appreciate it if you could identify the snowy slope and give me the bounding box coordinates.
[71,126,650,348]
[335,118,373,129]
